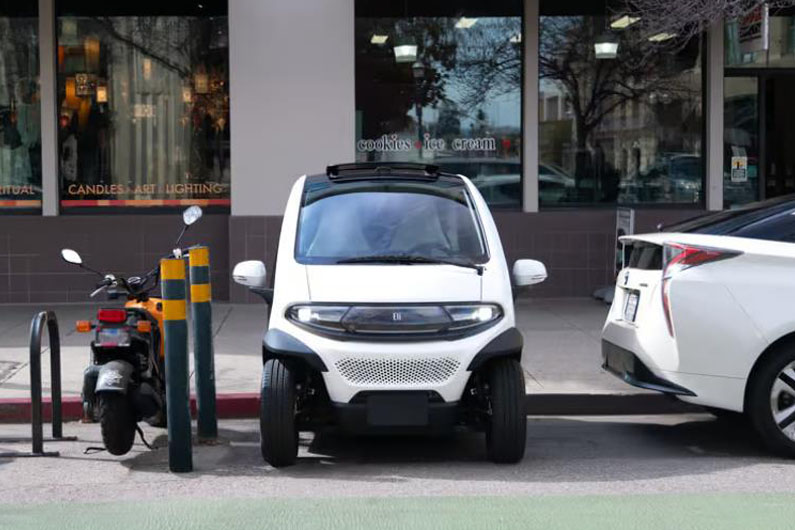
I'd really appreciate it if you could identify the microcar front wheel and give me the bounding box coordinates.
[260,359,299,467]
[485,358,527,463]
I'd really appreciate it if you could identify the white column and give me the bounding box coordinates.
[523,0,540,213]
[229,0,355,216]
[38,0,58,216]
[706,20,725,211]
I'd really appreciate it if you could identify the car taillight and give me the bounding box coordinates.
[661,243,741,337]
[97,308,127,323]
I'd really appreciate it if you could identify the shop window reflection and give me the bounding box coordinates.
[0,12,41,210]
[726,15,795,68]
[57,12,230,209]
[355,3,523,209]
[539,16,704,207]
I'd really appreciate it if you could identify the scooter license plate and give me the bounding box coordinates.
[96,327,131,347]
[367,393,429,427]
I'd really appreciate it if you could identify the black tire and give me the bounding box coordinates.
[485,358,527,464]
[747,344,795,456]
[260,359,298,467]
[98,393,137,456]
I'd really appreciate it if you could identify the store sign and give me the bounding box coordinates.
[738,4,770,53]
[731,156,748,183]
[357,133,498,153]
[0,185,37,196]
[65,183,228,197]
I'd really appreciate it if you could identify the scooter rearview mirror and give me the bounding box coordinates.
[61,248,83,265]
[183,205,203,227]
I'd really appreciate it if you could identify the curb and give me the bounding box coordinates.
[0,392,699,424]
[0,393,262,424]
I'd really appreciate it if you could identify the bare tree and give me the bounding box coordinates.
[453,18,522,112]
[615,0,795,49]
[539,16,701,197]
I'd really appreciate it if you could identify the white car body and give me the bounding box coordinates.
[603,231,795,413]
[234,164,547,465]
[270,174,517,404]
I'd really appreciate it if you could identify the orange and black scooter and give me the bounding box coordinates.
[60,206,203,455]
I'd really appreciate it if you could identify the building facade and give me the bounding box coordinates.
[0,0,791,303]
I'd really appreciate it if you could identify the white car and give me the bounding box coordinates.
[233,163,547,467]
[602,196,795,455]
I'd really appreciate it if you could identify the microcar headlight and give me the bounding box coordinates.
[286,305,349,332]
[286,303,503,336]
[444,304,503,330]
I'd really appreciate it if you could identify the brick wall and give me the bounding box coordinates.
[0,215,230,304]
[0,209,705,305]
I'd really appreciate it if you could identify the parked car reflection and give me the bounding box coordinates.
[436,158,576,208]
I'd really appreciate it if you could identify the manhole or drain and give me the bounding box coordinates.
[0,361,24,384]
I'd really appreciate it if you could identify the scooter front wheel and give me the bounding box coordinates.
[99,393,137,455]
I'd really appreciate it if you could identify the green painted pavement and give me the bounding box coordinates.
[2,493,795,530]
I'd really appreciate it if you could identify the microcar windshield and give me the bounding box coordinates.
[295,176,489,265]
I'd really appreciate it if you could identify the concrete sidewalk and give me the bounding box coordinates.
[0,298,669,417]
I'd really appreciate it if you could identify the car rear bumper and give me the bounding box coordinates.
[602,340,696,396]
[332,391,460,434]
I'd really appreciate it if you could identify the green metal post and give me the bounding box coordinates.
[160,258,193,473]
[189,246,217,441]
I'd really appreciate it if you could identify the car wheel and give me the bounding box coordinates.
[98,393,136,456]
[260,359,299,467]
[485,358,527,464]
[748,345,795,456]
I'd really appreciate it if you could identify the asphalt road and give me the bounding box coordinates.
[2,413,795,528]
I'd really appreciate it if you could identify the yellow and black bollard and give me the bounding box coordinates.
[160,258,193,473]
[189,246,217,441]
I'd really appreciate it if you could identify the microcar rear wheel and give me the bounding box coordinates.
[485,358,527,464]
[260,359,298,467]
[747,345,795,456]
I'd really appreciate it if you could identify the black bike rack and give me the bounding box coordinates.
[0,311,77,458]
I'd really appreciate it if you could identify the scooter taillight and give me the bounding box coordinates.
[97,308,127,323]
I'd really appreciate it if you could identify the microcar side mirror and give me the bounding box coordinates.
[513,259,548,287]
[233,260,267,288]
[61,248,83,265]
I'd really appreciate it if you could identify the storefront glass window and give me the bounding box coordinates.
[355,1,523,209]
[57,2,230,209]
[726,14,795,68]
[539,14,704,206]
[0,5,41,211]
[724,77,759,208]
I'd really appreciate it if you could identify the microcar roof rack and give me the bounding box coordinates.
[326,162,441,180]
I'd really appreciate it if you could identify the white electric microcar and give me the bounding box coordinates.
[233,163,547,467]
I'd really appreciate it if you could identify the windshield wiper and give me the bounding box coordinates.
[336,254,484,275]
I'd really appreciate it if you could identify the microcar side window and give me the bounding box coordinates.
[295,177,489,265]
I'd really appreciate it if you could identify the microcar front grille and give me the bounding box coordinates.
[334,357,461,386]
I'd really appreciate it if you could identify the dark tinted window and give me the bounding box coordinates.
[730,209,795,242]
[626,242,663,270]
[664,194,795,242]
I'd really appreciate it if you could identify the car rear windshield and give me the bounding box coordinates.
[295,176,489,265]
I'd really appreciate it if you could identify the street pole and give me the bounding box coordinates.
[189,246,217,441]
[160,257,193,473]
